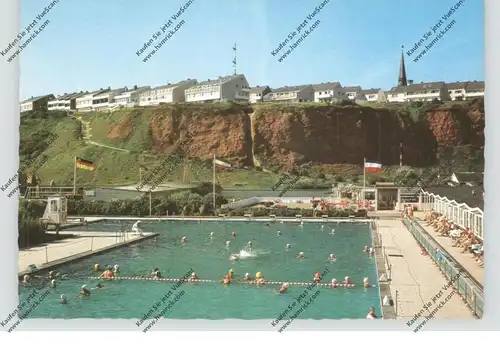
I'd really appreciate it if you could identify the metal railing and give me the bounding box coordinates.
[403,219,483,318]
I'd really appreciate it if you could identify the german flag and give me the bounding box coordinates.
[76,157,96,171]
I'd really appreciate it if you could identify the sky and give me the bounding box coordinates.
[16,0,484,100]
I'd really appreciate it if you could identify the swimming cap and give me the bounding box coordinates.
[330,254,334,257]
[61,294,66,299]
[245,273,249,277]
[256,272,262,279]
[363,277,369,283]
[229,269,233,273]
[51,279,56,283]
[300,252,304,255]
[345,276,349,280]
[192,272,196,276]
[284,283,289,287]
[82,285,87,289]
[114,264,119,269]
[332,278,337,283]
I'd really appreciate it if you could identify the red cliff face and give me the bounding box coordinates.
[107,100,484,170]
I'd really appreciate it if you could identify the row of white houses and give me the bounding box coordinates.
[20,74,485,113]
[419,190,483,240]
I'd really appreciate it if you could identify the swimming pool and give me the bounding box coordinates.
[18,220,381,320]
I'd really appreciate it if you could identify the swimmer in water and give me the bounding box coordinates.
[363,246,369,253]
[48,270,57,279]
[181,236,187,244]
[296,251,305,259]
[100,267,114,280]
[280,220,284,224]
[60,294,67,304]
[210,232,214,237]
[366,306,378,319]
[226,240,231,247]
[80,285,91,296]
[23,275,31,285]
[313,272,321,283]
[277,230,281,236]
[344,276,352,285]
[94,283,103,289]
[114,264,120,273]
[299,221,304,227]
[321,225,324,230]
[331,278,338,288]
[190,272,199,281]
[152,268,162,278]
[363,277,370,288]
[228,269,234,279]
[369,247,375,255]
[285,243,291,249]
[327,254,336,262]
[221,274,231,285]
[330,229,335,235]
[279,283,289,294]
[50,279,57,288]
[243,272,252,281]
[229,254,239,262]
[232,232,236,237]
[246,240,253,250]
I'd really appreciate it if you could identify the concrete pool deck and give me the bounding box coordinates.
[79,216,374,223]
[377,219,475,320]
[413,212,484,288]
[18,231,158,276]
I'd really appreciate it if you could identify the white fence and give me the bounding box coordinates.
[420,191,483,240]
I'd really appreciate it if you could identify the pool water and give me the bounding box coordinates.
[19,220,381,320]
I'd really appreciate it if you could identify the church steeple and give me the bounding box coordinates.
[398,45,408,87]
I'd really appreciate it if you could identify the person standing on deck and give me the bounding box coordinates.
[131,220,144,236]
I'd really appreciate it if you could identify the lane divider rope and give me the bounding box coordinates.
[83,276,358,288]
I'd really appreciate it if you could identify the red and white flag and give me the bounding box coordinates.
[364,161,382,173]
[214,158,232,169]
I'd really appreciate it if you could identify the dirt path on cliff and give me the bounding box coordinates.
[74,115,131,153]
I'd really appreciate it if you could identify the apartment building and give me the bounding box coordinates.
[20,94,55,113]
[114,86,151,108]
[313,82,345,102]
[464,81,485,99]
[265,85,315,103]
[139,79,197,106]
[249,86,271,103]
[91,87,127,111]
[48,92,82,111]
[341,86,362,100]
[387,81,451,103]
[76,90,101,112]
[359,88,382,102]
[185,74,250,103]
[446,82,469,101]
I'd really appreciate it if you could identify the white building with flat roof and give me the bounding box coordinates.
[139,79,197,106]
[185,74,250,103]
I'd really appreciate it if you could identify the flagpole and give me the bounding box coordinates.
[213,155,216,216]
[363,157,366,203]
[400,141,403,167]
[73,156,77,196]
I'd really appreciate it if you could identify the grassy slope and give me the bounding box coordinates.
[21,101,480,188]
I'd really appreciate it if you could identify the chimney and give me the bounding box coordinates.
[408,80,414,85]
[134,85,138,90]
